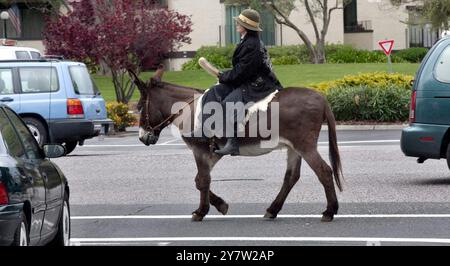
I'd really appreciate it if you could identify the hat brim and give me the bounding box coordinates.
[233,17,263,32]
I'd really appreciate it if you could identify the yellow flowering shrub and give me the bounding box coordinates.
[310,72,414,95]
[106,102,137,132]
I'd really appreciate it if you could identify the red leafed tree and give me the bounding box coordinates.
[44,0,192,103]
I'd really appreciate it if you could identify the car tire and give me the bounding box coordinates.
[12,212,29,246]
[447,144,450,170]
[49,196,71,246]
[23,117,48,146]
[63,141,78,155]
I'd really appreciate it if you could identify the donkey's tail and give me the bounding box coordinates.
[324,102,344,192]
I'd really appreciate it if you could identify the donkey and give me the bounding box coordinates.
[129,66,343,222]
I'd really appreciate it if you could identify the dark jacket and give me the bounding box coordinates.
[218,32,283,103]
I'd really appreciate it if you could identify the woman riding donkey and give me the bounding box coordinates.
[198,9,283,156]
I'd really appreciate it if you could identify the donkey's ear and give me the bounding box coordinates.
[128,69,146,91]
[153,64,165,81]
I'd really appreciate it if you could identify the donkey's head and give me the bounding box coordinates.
[128,65,165,146]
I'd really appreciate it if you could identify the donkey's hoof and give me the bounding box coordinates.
[191,212,204,222]
[321,214,334,222]
[264,212,277,219]
[218,203,229,215]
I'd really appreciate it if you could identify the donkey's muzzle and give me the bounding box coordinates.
[139,132,159,146]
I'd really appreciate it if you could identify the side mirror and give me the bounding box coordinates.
[43,144,66,158]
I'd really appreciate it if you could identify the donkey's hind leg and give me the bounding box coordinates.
[300,148,339,222]
[265,147,302,219]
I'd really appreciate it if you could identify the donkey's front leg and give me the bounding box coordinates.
[192,172,211,221]
[191,149,221,222]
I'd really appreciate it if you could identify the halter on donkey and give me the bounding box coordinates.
[129,65,344,222]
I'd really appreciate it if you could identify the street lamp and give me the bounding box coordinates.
[0,11,9,39]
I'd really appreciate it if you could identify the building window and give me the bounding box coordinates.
[225,5,275,46]
[407,7,440,48]
[344,0,358,32]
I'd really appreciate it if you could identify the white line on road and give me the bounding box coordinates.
[69,237,450,244]
[80,140,400,148]
[71,213,450,220]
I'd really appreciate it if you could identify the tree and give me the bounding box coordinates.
[390,0,450,31]
[43,0,192,104]
[225,0,350,63]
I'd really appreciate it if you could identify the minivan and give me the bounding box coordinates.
[0,58,113,154]
[401,36,450,170]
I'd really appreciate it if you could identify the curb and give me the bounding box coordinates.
[321,124,408,131]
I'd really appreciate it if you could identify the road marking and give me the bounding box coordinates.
[71,213,450,220]
[159,138,181,145]
[69,237,450,244]
[80,140,400,148]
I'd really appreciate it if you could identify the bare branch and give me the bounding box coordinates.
[304,0,321,43]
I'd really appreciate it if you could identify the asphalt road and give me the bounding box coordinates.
[50,127,450,246]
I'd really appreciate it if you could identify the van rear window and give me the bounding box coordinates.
[69,66,99,95]
[435,45,450,83]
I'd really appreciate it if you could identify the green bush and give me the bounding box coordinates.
[106,102,137,132]
[182,45,235,70]
[326,85,411,122]
[268,45,310,63]
[272,55,300,65]
[393,47,429,63]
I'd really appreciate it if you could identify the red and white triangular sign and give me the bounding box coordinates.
[378,40,395,56]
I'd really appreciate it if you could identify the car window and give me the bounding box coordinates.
[19,67,59,93]
[30,51,41,59]
[3,108,42,160]
[0,69,14,95]
[0,109,26,159]
[69,65,99,95]
[15,51,31,60]
[435,45,450,83]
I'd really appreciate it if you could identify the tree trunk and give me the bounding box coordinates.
[111,69,126,104]
[316,39,326,64]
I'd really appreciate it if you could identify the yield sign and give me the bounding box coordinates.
[378,40,395,56]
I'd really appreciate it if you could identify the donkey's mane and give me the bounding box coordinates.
[159,81,205,94]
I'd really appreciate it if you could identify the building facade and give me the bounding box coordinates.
[0,0,442,70]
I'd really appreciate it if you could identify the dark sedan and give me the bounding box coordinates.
[0,105,70,246]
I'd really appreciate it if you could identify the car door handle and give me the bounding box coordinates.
[0,97,14,102]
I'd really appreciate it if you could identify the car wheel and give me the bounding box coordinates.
[63,141,78,155]
[23,117,48,146]
[447,144,450,170]
[49,197,71,246]
[12,212,29,246]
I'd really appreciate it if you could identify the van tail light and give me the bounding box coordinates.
[409,90,417,124]
[67,99,84,118]
[0,182,8,205]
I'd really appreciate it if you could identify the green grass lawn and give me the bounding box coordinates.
[94,63,420,102]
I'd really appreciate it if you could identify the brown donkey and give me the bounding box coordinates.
[129,67,343,222]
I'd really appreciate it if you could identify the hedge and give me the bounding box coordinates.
[181,44,428,70]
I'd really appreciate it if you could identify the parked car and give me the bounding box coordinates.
[401,36,450,169]
[0,58,113,154]
[0,104,70,246]
[0,44,42,60]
